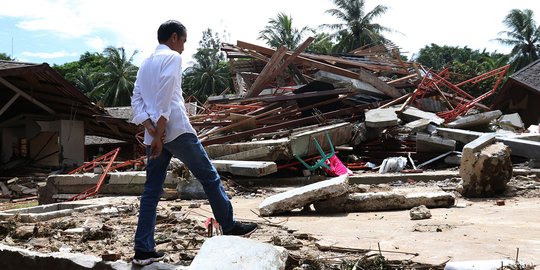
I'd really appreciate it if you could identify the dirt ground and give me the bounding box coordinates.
[0,174,539,269]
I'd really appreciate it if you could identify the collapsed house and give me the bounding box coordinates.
[494,59,540,127]
[0,61,138,174]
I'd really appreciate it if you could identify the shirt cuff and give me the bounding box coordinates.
[152,110,171,123]
[131,112,150,125]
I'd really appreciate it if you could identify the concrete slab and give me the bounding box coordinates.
[205,138,290,161]
[212,160,277,177]
[365,108,399,128]
[290,122,352,157]
[314,187,455,213]
[258,175,349,216]
[446,110,502,129]
[215,146,275,161]
[0,243,181,270]
[437,128,540,159]
[400,107,445,125]
[348,171,460,185]
[0,202,107,223]
[416,133,456,153]
[405,118,431,133]
[498,113,524,129]
[189,236,287,270]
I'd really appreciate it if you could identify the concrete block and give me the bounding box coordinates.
[405,118,431,133]
[0,203,107,223]
[216,146,275,161]
[462,134,496,158]
[314,188,455,213]
[52,173,99,186]
[446,110,502,129]
[498,113,524,129]
[416,133,456,153]
[212,160,277,177]
[460,142,512,197]
[258,175,349,216]
[189,236,288,270]
[436,128,484,144]
[108,172,177,185]
[365,108,399,128]
[290,123,352,157]
[205,138,290,161]
[400,107,445,125]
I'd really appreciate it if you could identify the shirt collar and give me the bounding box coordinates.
[155,44,171,51]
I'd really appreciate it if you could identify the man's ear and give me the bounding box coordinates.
[171,32,178,42]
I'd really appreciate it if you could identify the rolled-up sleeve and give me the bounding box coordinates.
[154,54,181,123]
[130,73,149,125]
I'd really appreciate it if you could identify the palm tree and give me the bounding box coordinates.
[324,0,390,53]
[183,29,231,101]
[183,55,230,101]
[496,9,540,71]
[74,66,103,97]
[92,46,138,107]
[258,12,312,49]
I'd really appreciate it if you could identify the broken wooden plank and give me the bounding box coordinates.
[245,37,315,97]
[237,40,404,98]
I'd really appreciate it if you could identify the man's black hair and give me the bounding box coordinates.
[157,20,186,43]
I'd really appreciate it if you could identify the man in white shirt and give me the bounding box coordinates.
[131,20,257,266]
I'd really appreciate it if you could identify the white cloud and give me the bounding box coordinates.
[86,36,107,51]
[21,50,77,59]
[2,0,540,66]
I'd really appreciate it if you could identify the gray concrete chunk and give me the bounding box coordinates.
[258,175,349,216]
[190,236,287,270]
[314,187,455,213]
[365,108,399,128]
[446,110,502,129]
[416,133,456,153]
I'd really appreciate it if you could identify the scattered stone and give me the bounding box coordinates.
[12,225,34,240]
[410,205,431,220]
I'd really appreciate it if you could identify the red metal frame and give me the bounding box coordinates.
[68,148,120,201]
[409,65,510,122]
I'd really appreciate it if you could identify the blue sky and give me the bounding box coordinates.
[1,0,539,67]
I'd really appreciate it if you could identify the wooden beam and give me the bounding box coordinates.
[237,40,403,98]
[0,77,55,114]
[0,93,20,117]
[245,37,314,97]
[245,45,288,97]
[201,107,357,146]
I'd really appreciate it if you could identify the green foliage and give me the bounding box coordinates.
[0,52,14,61]
[53,52,107,92]
[52,48,137,107]
[258,12,313,49]
[183,28,231,102]
[307,32,336,54]
[90,47,138,107]
[324,0,391,53]
[496,9,540,72]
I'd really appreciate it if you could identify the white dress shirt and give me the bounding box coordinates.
[131,44,196,145]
